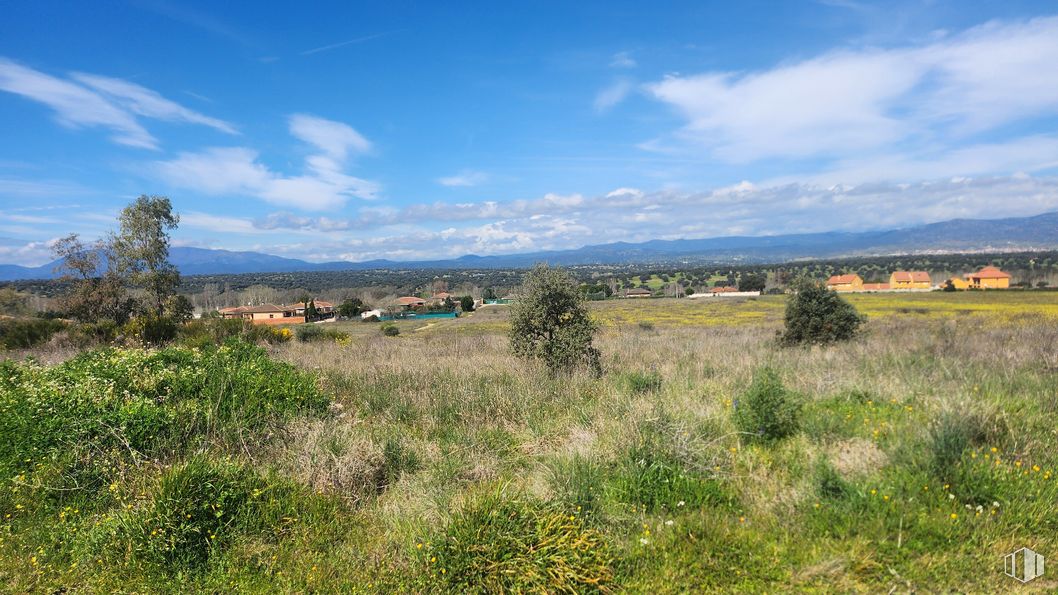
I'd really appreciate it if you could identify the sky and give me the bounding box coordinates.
[2,0,1058,266]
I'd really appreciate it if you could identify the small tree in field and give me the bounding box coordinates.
[780,278,865,346]
[509,264,601,375]
[459,295,475,312]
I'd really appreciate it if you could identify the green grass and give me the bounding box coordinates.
[3,293,1058,591]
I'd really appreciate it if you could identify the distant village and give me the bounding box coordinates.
[215,265,1015,327]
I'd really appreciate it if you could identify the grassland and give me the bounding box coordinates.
[2,290,1058,592]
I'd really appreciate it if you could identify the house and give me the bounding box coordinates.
[624,287,652,298]
[395,296,427,309]
[826,274,863,292]
[218,306,247,319]
[708,286,740,294]
[965,266,1011,289]
[237,304,299,325]
[861,282,891,291]
[946,277,971,290]
[287,300,336,317]
[890,271,932,289]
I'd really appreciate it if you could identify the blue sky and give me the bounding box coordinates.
[2,0,1058,265]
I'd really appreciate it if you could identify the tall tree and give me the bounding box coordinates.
[52,233,133,323]
[109,195,180,314]
[509,264,601,375]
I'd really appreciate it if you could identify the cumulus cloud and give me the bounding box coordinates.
[153,115,378,210]
[646,16,1058,163]
[210,174,1058,262]
[0,58,235,149]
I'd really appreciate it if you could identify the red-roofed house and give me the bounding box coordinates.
[826,274,863,292]
[965,266,1011,289]
[889,271,931,289]
[395,296,427,309]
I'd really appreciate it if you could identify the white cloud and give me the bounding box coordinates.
[437,170,489,187]
[594,79,633,112]
[288,114,371,159]
[0,58,156,149]
[0,58,235,149]
[153,115,378,210]
[610,51,637,69]
[646,16,1058,163]
[72,73,237,134]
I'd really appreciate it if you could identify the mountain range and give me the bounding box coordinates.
[2,211,1056,281]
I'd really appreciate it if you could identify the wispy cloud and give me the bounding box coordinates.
[646,16,1058,164]
[0,58,236,149]
[153,115,378,210]
[437,170,489,187]
[594,79,633,112]
[72,72,237,134]
[301,30,403,56]
[610,51,637,69]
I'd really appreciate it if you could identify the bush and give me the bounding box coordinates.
[295,324,324,342]
[125,314,178,346]
[118,457,264,567]
[733,367,801,443]
[0,341,326,489]
[459,295,475,312]
[508,264,601,375]
[425,491,613,592]
[0,317,65,349]
[380,323,399,337]
[780,278,865,346]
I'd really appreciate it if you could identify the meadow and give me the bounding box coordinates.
[2,290,1057,592]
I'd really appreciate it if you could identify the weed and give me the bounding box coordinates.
[425,490,614,593]
[733,367,801,443]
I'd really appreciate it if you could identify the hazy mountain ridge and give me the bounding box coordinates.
[2,211,1056,281]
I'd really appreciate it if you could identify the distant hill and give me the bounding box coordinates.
[2,211,1056,281]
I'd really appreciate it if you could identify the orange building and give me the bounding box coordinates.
[826,274,863,292]
[964,266,1011,289]
[890,271,932,289]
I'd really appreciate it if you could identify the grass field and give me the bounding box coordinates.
[2,290,1057,592]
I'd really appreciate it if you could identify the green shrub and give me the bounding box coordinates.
[780,278,865,346]
[733,367,801,443]
[509,264,601,375]
[425,491,613,592]
[0,341,326,489]
[125,314,178,346]
[295,324,324,342]
[380,323,399,337]
[0,317,65,349]
[122,457,263,567]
